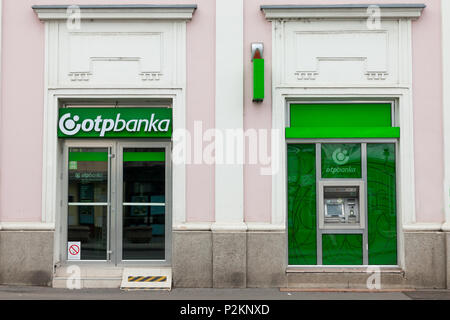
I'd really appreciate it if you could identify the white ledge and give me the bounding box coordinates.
[442,222,450,232]
[173,222,213,231]
[32,4,197,21]
[403,223,446,232]
[261,4,425,20]
[173,222,286,232]
[246,223,285,231]
[0,222,55,231]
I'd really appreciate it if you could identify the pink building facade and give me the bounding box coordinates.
[0,0,448,289]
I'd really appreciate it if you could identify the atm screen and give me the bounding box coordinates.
[326,203,344,217]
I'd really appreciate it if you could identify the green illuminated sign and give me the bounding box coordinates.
[253,58,264,102]
[321,144,361,179]
[58,108,172,138]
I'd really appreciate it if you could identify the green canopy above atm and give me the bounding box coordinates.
[286,103,400,139]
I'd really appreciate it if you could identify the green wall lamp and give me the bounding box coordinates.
[252,43,264,103]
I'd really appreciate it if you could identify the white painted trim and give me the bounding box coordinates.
[173,222,213,231]
[442,222,450,232]
[0,222,55,231]
[403,223,445,232]
[211,223,247,232]
[33,5,196,21]
[261,5,424,20]
[442,0,450,229]
[173,222,285,231]
[214,0,244,230]
[245,223,285,231]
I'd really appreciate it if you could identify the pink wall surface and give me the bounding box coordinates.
[0,0,444,224]
[243,0,444,224]
[244,0,273,223]
[0,0,216,223]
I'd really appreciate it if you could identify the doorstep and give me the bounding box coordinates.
[284,267,410,290]
[53,265,173,289]
[286,267,405,274]
[53,265,124,289]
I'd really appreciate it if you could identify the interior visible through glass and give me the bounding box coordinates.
[68,148,108,260]
[122,148,166,260]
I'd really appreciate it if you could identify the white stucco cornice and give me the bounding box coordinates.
[32,4,197,21]
[261,4,425,20]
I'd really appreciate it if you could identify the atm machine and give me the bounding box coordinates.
[318,181,365,230]
[317,179,367,265]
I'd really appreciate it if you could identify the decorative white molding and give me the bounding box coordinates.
[141,72,163,81]
[295,71,318,81]
[261,4,425,20]
[284,27,393,85]
[32,5,197,21]
[68,72,91,82]
[57,27,168,87]
[366,71,389,81]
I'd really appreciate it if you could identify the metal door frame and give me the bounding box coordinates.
[61,139,172,267]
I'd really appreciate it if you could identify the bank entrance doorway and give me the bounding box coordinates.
[62,140,171,265]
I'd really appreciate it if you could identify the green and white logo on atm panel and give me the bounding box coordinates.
[58,108,172,138]
[332,148,350,165]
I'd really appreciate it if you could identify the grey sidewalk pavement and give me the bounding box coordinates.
[0,286,449,300]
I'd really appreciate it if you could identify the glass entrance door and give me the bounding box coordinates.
[67,146,111,261]
[64,141,170,265]
[117,143,168,262]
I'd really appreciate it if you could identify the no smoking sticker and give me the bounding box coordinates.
[68,242,81,260]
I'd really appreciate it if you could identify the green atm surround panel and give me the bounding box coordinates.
[288,144,317,265]
[286,103,400,139]
[322,234,363,266]
[287,103,398,266]
[287,143,398,266]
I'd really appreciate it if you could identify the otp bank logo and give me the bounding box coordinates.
[59,113,171,137]
[332,148,350,165]
[59,113,81,136]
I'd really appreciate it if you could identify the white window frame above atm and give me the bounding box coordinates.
[318,180,366,230]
